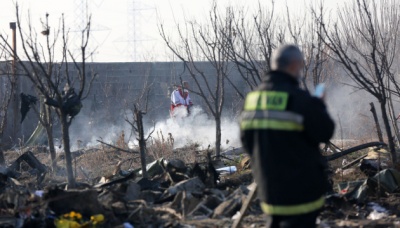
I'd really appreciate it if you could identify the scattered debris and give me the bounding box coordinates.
[367,202,389,220]
[325,142,387,161]
[1,151,47,185]
[216,166,237,175]
[1,141,399,227]
[20,93,38,123]
[45,87,82,118]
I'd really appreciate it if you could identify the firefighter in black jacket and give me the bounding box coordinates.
[240,45,335,228]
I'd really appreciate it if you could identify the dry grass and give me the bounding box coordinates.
[147,130,203,164]
[73,148,136,181]
[3,145,138,183]
[2,130,205,185]
[147,130,174,161]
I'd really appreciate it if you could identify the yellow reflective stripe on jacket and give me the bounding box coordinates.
[244,91,289,111]
[261,196,325,216]
[241,110,303,125]
[240,119,304,131]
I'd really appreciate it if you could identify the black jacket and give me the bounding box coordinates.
[240,71,335,209]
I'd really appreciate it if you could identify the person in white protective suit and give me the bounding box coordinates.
[170,81,193,117]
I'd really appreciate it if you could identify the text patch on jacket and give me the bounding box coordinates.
[241,91,304,131]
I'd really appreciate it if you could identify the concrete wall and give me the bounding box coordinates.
[1,61,247,146]
[0,61,379,147]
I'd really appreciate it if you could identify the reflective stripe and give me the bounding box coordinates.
[241,110,303,125]
[241,91,301,131]
[240,119,304,131]
[244,91,289,111]
[261,196,325,215]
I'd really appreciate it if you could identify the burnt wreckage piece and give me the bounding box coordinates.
[20,93,38,123]
[45,88,82,117]
[1,151,47,185]
[325,142,387,161]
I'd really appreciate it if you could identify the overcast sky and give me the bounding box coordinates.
[0,0,346,62]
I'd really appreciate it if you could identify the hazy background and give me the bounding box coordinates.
[1,0,382,151]
[1,0,348,62]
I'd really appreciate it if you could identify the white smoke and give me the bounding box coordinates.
[149,106,241,150]
[68,105,241,151]
[68,111,130,151]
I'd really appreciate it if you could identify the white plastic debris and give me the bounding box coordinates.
[216,166,237,174]
[34,190,44,197]
[367,210,387,220]
[231,211,241,220]
[342,168,356,176]
[367,202,388,220]
[123,222,134,228]
[368,202,388,213]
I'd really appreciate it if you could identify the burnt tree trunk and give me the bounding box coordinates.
[135,107,147,178]
[0,149,5,166]
[0,84,12,167]
[370,102,384,143]
[42,102,57,171]
[387,92,400,147]
[379,101,397,163]
[215,116,222,158]
[61,112,75,187]
[0,114,7,166]
[45,124,56,171]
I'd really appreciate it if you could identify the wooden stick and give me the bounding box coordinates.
[232,182,257,228]
[96,140,139,154]
[342,154,368,170]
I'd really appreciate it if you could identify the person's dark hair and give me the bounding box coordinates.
[270,45,303,70]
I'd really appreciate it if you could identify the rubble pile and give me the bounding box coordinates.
[0,148,259,227]
[2,143,400,227]
[319,146,400,227]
